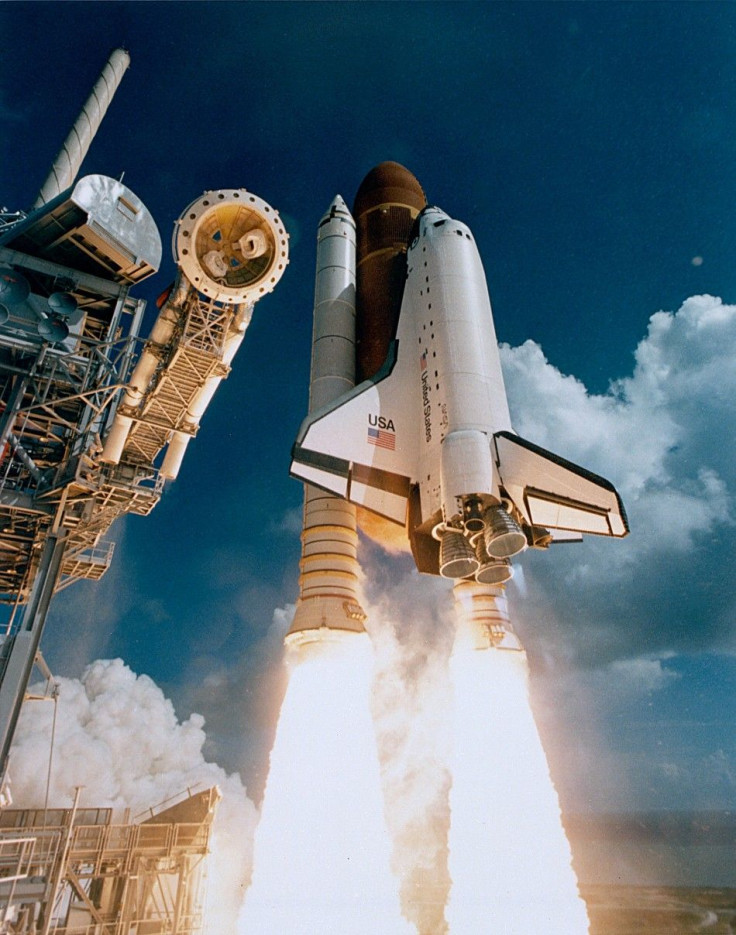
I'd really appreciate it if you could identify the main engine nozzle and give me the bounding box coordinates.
[436,502,526,581]
[482,505,527,559]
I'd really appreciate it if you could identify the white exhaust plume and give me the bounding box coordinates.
[446,642,590,933]
[10,658,258,934]
[362,553,589,934]
[239,632,413,935]
[370,609,453,935]
[363,561,457,935]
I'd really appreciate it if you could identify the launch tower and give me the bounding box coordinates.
[0,787,218,934]
[0,50,288,783]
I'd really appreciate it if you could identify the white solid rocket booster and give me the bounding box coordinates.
[286,196,367,645]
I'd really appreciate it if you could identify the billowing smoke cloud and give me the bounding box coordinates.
[11,658,258,933]
[501,294,736,666]
[363,556,455,935]
[498,294,736,815]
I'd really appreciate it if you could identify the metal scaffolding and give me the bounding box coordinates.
[0,277,158,601]
[0,171,166,780]
[115,287,246,471]
[0,48,288,935]
[0,787,219,934]
[0,173,265,781]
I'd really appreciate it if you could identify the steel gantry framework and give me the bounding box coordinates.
[0,787,219,935]
[0,174,273,780]
[0,175,164,780]
[0,46,289,935]
[0,44,289,780]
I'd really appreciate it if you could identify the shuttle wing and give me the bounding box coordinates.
[291,341,419,524]
[493,431,629,538]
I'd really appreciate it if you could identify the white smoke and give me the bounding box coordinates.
[499,293,736,813]
[361,556,455,935]
[10,658,258,934]
[503,294,736,576]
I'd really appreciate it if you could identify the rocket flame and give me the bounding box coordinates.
[238,631,411,935]
[447,641,589,934]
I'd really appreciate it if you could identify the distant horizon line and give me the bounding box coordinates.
[565,810,736,846]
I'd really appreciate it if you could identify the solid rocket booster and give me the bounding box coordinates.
[286,197,367,645]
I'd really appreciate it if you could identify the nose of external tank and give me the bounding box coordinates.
[353,162,426,218]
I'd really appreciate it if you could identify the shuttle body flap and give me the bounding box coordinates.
[493,431,628,537]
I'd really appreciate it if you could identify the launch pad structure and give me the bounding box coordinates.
[0,786,219,935]
[0,173,260,778]
[0,48,288,786]
[0,47,289,935]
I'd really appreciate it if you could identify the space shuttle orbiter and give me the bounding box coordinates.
[290,163,627,584]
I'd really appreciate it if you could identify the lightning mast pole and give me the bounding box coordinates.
[33,48,130,209]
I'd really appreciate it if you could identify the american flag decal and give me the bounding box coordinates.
[420,350,428,371]
[367,426,396,450]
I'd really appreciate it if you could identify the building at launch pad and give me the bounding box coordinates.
[0,786,218,934]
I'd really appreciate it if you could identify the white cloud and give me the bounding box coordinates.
[506,294,736,497]
[579,656,680,701]
[501,338,677,496]
[500,294,736,663]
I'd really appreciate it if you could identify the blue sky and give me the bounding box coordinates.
[2,1,736,824]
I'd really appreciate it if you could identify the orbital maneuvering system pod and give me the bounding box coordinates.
[102,189,288,478]
[290,163,628,585]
